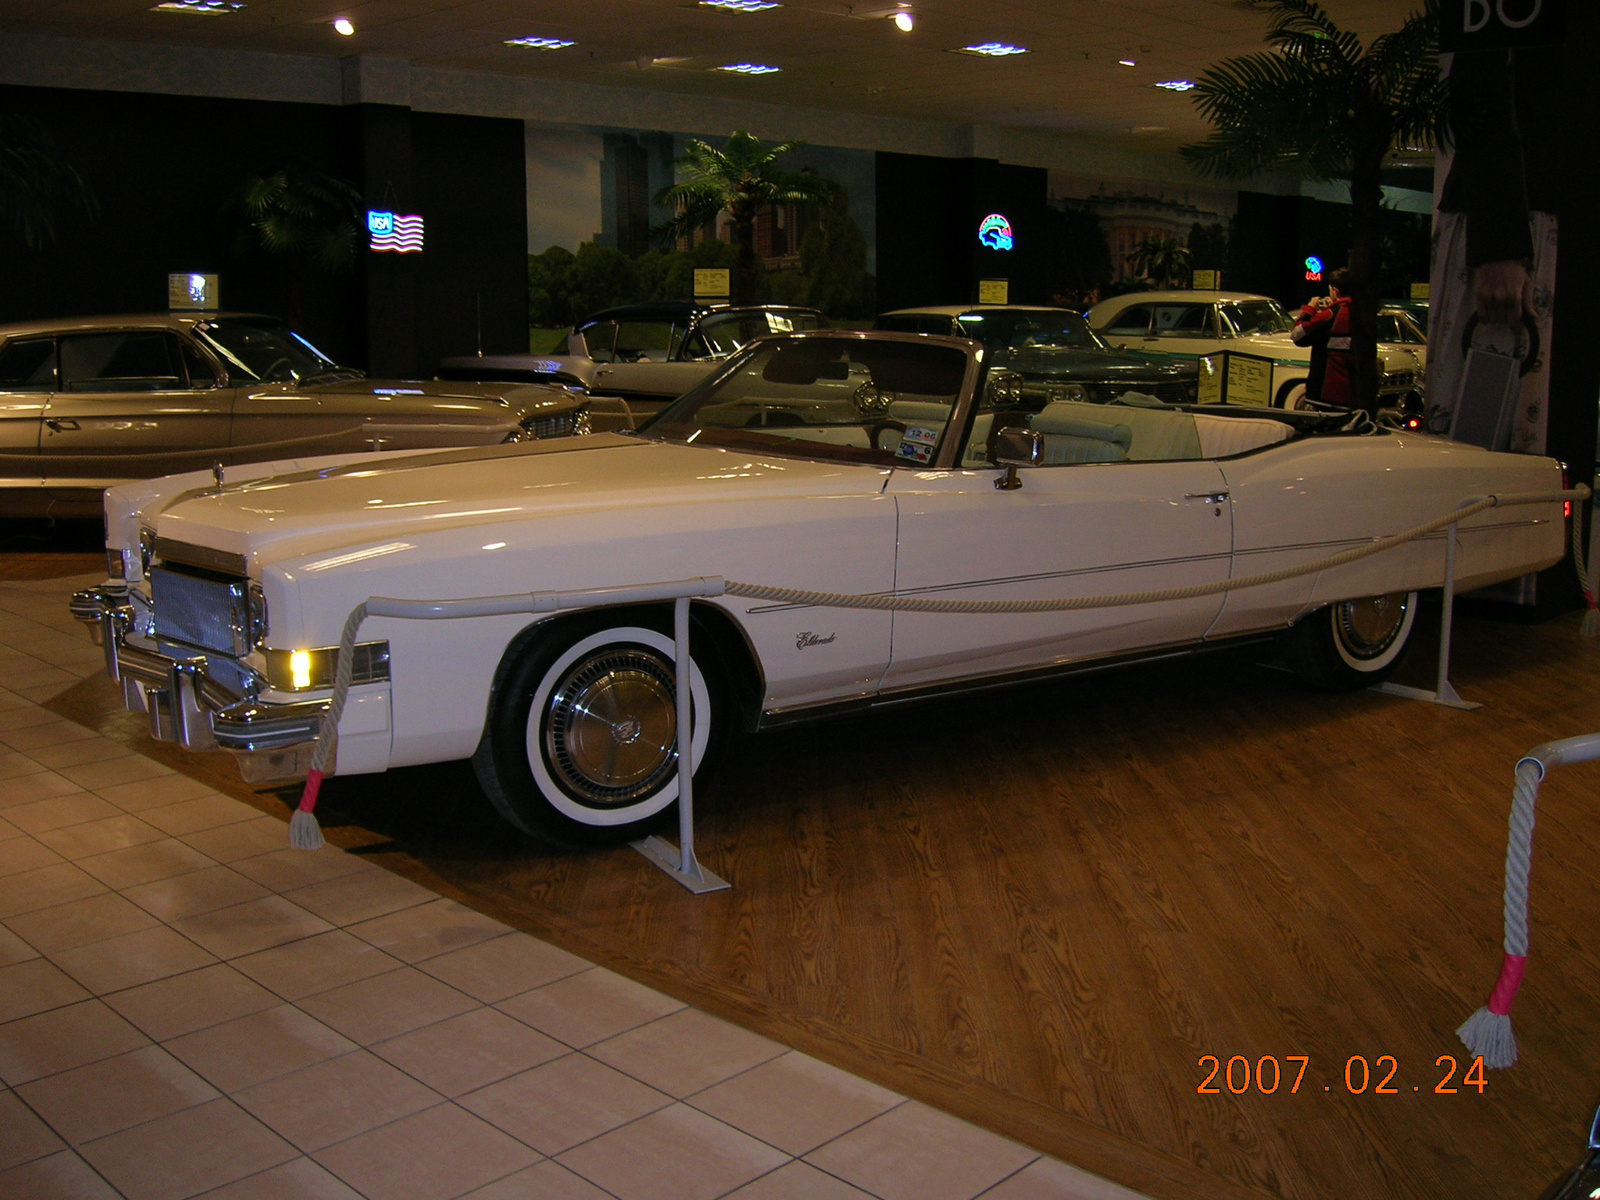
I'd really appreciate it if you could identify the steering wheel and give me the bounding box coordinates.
[261,357,294,382]
[868,418,907,452]
[852,380,892,416]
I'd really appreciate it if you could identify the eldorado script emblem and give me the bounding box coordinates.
[796,632,837,649]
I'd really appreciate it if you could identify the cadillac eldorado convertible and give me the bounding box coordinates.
[71,331,1565,847]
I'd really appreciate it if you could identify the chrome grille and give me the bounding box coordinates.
[151,567,250,656]
[524,411,580,439]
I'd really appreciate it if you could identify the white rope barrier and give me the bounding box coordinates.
[287,485,1587,853]
[1460,733,1600,1068]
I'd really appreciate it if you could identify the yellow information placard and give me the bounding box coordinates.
[1191,269,1218,290]
[693,268,731,300]
[1225,354,1273,407]
[1409,281,1431,300]
[978,279,1009,305]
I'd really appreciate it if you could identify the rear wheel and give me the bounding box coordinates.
[473,614,721,847]
[1274,380,1309,410]
[1283,591,1417,690]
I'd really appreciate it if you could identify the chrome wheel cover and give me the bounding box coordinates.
[544,648,677,805]
[1333,592,1410,661]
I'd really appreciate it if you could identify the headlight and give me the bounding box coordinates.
[263,641,391,692]
[1045,382,1090,404]
[105,549,127,580]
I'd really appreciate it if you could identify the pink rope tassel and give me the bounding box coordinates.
[1486,953,1527,1016]
[288,769,326,850]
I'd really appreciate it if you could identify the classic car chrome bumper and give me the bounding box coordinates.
[69,586,325,766]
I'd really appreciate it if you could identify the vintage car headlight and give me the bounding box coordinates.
[1044,382,1090,405]
[263,641,391,692]
[985,370,1027,409]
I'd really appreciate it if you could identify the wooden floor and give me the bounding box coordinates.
[42,585,1600,1200]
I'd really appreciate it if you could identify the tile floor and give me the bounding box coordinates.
[0,575,1153,1200]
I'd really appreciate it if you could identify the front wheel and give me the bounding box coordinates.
[1282,591,1417,690]
[473,614,721,847]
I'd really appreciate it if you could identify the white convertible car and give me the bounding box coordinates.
[71,331,1564,847]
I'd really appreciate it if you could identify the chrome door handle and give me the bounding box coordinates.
[45,418,80,432]
[1185,491,1229,503]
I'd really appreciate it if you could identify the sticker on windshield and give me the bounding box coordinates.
[895,425,939,464]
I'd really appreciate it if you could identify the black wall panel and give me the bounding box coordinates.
[875,152,1050,311]
[0,85,526,376]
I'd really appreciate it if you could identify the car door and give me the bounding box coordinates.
[1095,303,1155,351]
[880,398,1233,693]
[41,329,233,492]
[0,337,55,500]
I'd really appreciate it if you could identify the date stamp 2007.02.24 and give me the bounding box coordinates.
[1197,1054,1489,1096]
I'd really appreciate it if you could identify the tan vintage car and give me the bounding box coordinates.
[0,313,589,517]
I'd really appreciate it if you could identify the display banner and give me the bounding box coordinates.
[1427,23,1562,457]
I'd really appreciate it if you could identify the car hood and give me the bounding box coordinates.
[152,435,891,568]
[992,345,1193,379]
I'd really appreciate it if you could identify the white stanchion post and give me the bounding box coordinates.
[630,596,730,893]
[1377,517,1481,711]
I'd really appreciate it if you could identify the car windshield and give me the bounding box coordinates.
[954,310,1106,350]
[1219,301,1292,336]
[645,335,971,467]
[692,310,825,358]
[194,317,358,384]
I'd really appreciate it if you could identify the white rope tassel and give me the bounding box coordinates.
[288,602,370,850]
[1458,758,1541,1068]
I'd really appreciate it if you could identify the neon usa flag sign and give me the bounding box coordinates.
[368,211,424,253]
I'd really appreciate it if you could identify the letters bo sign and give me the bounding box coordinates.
[1440,0,1566,52]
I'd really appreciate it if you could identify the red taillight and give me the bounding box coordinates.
[1405,416,1421,430]
[1561,464,1572,518]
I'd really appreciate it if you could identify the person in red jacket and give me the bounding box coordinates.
[1291,267,1353,406]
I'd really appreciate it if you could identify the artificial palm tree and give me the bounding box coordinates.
[224,164,364,274]
[0,114,97,251]
[222,164,363,326]
[1128,235,1191,289]
[653,132,833,305]
[1180,0,1443,411]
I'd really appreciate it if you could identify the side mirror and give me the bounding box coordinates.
[993,427,1042,491]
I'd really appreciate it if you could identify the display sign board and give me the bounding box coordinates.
[1440,0,1566,52]
[168,273,218,311]
[1410,281,1431,300]
[1191,269,1218,290]
[693,269,730,300]
[977,278,1009,305]
[1196,350,1275,406]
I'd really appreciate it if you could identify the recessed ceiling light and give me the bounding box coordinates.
[150,0,243,13]
[700,0,782,9]
[893,10,914,31]
[1155,79,1196,91]
[1118,58,1137,67]
[333,17,354,35]
[955,43,1028,57]
[505,36,576,49]
[715,62,781,74]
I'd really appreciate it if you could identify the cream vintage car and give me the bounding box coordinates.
[0,313,588,517]
[1087,290,1424,411]
[71,331,1564,848]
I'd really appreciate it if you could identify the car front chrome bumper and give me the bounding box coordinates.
[69,585,325,774]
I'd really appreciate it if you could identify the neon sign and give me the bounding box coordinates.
[368,211,424,253]
[1304,254,1323,281]
[978,213,1014,251]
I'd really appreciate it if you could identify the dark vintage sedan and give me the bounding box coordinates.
[0,313,588,517]
[439,302,827,423]
[872,305,1199,407]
